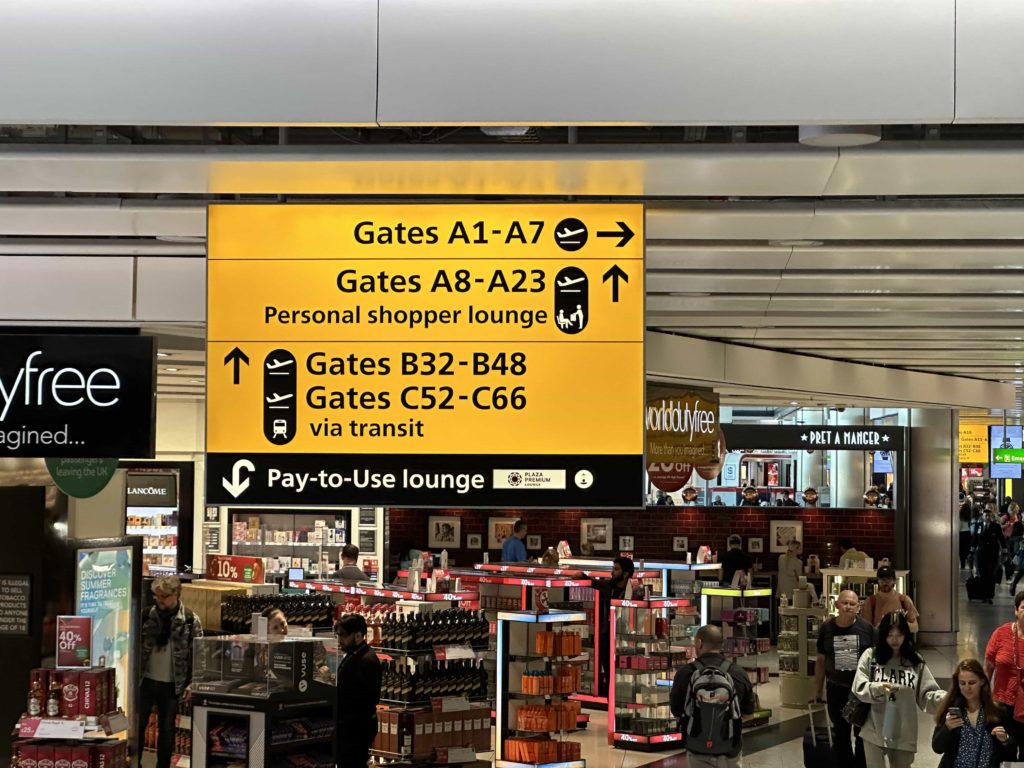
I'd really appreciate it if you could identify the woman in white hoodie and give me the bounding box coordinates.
[852,612,946,767]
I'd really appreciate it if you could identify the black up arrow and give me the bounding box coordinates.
[596,221,635,248]
[224,346,250,385]
[603,265,628,303]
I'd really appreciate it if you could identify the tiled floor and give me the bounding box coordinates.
[569,575,1013,768]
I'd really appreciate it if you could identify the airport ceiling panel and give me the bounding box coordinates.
[377,0,953,125]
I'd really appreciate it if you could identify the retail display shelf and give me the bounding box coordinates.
[269,736,333,750]
[370,748,484,766]
[511,729,584,736]
[290,581,476,602]
[144,547,178,554]
[373,645,491,657]
[701,587,772,598]
[569,694,605,705]
[478,575,592,588]
[475,564,585,578]
[495,610,587,624]
[507,653,589,663]
[612,733,681,745]
[235,541,346,548]
[127,526,178,535]
[175,714,191,730]
[170,754,190,768]
[610,598,695,610]
[131,508,177,517]
[495,761,585,768]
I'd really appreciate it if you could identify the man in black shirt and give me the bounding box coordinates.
[592,556,634,697]
[813,589,874,768]
[721,535,753,585]
[335,614,382,768]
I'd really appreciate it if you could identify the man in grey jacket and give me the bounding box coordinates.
[137,576,202,768]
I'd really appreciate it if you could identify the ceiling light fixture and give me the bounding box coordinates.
[798,125,881,147]
[768,239,824,248]
[164,367,179,372]
[157,352,170,358]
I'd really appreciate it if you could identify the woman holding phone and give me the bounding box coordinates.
[932,658,1015,767]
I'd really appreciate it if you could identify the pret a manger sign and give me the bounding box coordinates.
[205,204,645,508]
[0,335,155,457]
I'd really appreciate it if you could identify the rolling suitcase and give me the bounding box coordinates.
[803,702,834,768]
[966,575,988,601]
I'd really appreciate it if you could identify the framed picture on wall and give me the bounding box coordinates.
[748,537,764,554]
[769,520,803,553]
[619,535,634,551]
[428,516,460,548]
[581,518,614,551]
[488,517,519,550]
[466,534,482,549]
[526,535,541,550]
[672,536,689,553]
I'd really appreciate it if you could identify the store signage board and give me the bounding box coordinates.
[991,425,1023,480]
[0,574,30,635]
[56,615,92,668]
[205,204,645,507]
[0,334,155,458]
[646,384,719,464]
[74,546,133,712]
[126,472,177,508]
[205,554,266,584]
[959,423,990,464]
[721,424,906,451]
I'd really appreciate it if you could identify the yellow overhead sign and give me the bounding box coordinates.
[959,422,990,464]
[206,203,645,508]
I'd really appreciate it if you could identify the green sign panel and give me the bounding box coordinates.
[994,449,1024,464]
[46,458,118,498]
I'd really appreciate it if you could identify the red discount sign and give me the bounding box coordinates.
[206,554,266,584]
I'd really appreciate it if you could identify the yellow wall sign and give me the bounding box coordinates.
[206,204,645,508]
[959,422,990,464]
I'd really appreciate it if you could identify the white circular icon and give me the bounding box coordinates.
[575,470,594,489]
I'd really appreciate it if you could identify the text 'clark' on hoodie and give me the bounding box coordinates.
[852,648,945,753]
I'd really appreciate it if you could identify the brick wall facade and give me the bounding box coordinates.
[388,505,895,570]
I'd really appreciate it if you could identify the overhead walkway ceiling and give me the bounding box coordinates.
[0,140,1020,415]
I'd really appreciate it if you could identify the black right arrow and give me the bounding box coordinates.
[596,221,635,248]
[603,265,628,303]
[224,346,250,385]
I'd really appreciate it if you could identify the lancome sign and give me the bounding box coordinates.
[646,384,720,465]
[0,335,155,458]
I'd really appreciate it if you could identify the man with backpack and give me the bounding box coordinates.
[137,576,202,768]
[670,625,756,767]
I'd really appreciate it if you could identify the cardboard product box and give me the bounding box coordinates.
[222,638,257,679]
[18,743,38,768]
[69,746,91,768]
[53,745,71,768]
[58,670,81,718]
[36,746,54,768]
[91,743,117,768]
[79,669,103,717]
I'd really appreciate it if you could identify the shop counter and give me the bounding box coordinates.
[821,568,909,615]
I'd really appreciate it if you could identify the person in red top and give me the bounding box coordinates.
[984,590,1024,758]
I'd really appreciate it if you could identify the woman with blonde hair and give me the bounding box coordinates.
[932,658,1014,767]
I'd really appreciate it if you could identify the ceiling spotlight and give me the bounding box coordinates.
[790,401,799,406]
[769,239,824,247]
[798,125,881,147]
[164,367,179,372]
[189,379,201,384]
[479,126,531,137]
[157,352,170,358]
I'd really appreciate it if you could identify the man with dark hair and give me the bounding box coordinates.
[335,613,382,768]
[332,544,369,583]
[592,556,636,697]
[670,625,756,767]
[500,520,528,562]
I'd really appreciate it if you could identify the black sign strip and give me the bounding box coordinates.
[206,452,644,508]
[722,424,906,451]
